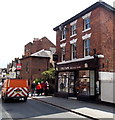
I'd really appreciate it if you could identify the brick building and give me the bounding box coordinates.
[53,1,115,103]
[24,37,55,57]
[20,37,56,87]
[20,54,50,86]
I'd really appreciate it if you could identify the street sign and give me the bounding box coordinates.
[16,64,22,70]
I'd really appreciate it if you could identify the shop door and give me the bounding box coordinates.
[68,72,75,95]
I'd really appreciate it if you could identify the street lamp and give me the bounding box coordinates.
[53,54,58,93]
[93,48,99,67]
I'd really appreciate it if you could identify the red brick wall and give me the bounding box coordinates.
[20,57,50,83]
[98,7,114,72]
[56,7,114,72]
[24,37,55,57]
[24,42,32,56]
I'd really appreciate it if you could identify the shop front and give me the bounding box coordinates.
[55,58,100,100]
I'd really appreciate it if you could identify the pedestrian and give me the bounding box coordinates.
[31,81,36,96]
[36,82,42,96]
[40,81,45,95]
[44,81,49,96]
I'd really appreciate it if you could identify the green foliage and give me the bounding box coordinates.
[41,68,55,81]
[34,78,43,84]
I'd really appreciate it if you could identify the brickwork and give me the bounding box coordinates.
[20,57,50,82]
[24,37,55,57]
[55,6,114,72]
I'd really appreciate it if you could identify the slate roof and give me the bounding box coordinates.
[53,1,115,31]
[30,49,51,58]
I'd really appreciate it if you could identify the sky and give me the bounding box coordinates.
[0,0,114,68]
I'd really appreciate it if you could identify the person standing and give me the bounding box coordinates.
[31,81,36,96]
[36,82,42,96]
[44,81,49,96]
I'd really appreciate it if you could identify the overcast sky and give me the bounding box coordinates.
[0,0,114,68]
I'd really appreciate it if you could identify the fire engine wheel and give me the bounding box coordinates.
[23,97,27,102]
[2,96,8,103]
[1,96,4,101]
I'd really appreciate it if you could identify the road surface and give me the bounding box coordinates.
[1,97,89,119]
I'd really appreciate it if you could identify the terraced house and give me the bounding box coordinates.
[53,1,115,103]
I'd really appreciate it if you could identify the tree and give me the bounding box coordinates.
[41,68,55,81]
[41,68,55,94]
[34,78,43,85]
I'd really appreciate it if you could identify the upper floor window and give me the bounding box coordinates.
[61,47,66,61]
[84,39,90,57]
[82,12,91,32]
[70,20,77,37]
[71,43,77,59]
[71,24,77,36]
[84,18,90,30]
[62,28,66,40]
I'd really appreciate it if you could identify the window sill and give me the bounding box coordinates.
[84,55,91,58]
[70,34,77,38]
[82,28,91,33]
[60,39,66,42]
[71,58,77,61]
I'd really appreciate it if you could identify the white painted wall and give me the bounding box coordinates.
[99,72,115,103]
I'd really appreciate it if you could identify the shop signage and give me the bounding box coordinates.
[84,63,88,68]
[16,64,22,70]
[60,66,81,70]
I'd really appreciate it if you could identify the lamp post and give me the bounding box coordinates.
[53,54,58,93]
[93,48,100,100]
[93,48,99,67]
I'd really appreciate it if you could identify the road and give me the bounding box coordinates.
[1,97,88,119]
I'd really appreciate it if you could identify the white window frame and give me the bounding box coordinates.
[61,47,66,61]
[70,20,77,37]
[70,39,77,60]
[84,17,91,30]
[61,28,66,40]
[84,39,90,57]
[71,43,77,60]
[60,43,66,61]
[82,12,91,32]
[70,24,77,37]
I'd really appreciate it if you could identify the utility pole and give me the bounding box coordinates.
[53,54,58,93]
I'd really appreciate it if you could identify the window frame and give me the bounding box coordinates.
[71,43,77,59]
[61,47,66,61]
[70,24,77,36]
[84,17,91,30]
[61,28,66,40]
[84,39,90,57]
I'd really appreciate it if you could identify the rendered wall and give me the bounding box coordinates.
[99,72,115,103]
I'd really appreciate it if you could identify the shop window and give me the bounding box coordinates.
[75,70,95,96]
[58,72,69,92]
[68,72,75,93]
[84,39,90,57]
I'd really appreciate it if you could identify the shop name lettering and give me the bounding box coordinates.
[61,66,81,70]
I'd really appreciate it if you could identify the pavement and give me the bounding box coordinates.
[30,94,114,120]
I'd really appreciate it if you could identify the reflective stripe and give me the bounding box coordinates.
[7,87,28,97]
